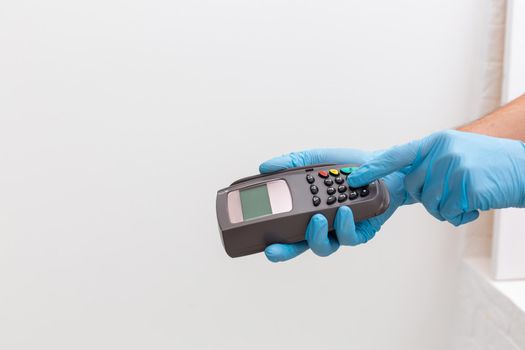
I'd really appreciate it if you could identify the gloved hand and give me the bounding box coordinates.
[349,130,525,226]
[259,148,409,262]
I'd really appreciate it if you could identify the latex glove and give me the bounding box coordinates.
[259,149,408,262]
[349,130,525,226]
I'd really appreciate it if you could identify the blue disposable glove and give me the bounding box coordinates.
[259,149,409,262]
[349,130,525,227]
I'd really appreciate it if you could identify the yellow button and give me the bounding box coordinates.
[329,169,339,176]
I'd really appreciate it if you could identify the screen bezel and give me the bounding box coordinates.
[227,179,292,224]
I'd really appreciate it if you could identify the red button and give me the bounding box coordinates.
[318,170,329,178]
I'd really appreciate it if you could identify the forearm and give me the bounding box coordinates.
[458,94,525,142]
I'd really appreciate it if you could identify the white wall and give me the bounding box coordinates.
[0,1,492,349]
[492,0,525,281]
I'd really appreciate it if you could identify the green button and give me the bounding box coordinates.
[340,167,351,175]
[340,167,359,175]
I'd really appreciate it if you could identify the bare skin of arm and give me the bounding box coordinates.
[458,94,525,141]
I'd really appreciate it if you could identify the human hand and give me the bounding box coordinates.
[349,130,525,226]
[259,149,408,262]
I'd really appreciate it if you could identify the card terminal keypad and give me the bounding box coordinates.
[305,167,370,205]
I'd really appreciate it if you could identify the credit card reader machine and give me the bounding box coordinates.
[216,164,390,258]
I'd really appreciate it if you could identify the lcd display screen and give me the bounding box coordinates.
[239,185,272,220]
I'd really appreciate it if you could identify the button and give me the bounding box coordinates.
[338,185,347,193]
[340,167,359,175]
[348,190,358,200]
[318,170,329,178]
[340,167,352,175]
[324,178,334,186]
[306,174,315,184]
[338,194,347,202]
[329,169,339,176]
[327,196,337,205]
[360,188,370,197]
[327,187,336,195]
[310,185,319,194]
[335,176,344,184]
[312,196,321,207]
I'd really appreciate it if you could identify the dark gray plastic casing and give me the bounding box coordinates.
[216,164,390,258]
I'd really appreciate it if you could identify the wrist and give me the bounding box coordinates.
[518,142,525,208]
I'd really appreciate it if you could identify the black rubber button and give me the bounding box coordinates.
[312,196,321,207]
[310,185,319,194]
[338,194,347,202]
[338,185,347,193]
[348,190,358,200]
[360,188,370,197]
[306,174,315,184]
[324,178,334,186]
[327,187,336,195]
[327,196,337,205]
[335,177,344,184]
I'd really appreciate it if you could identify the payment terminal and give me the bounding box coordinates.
[216,164,390,258]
